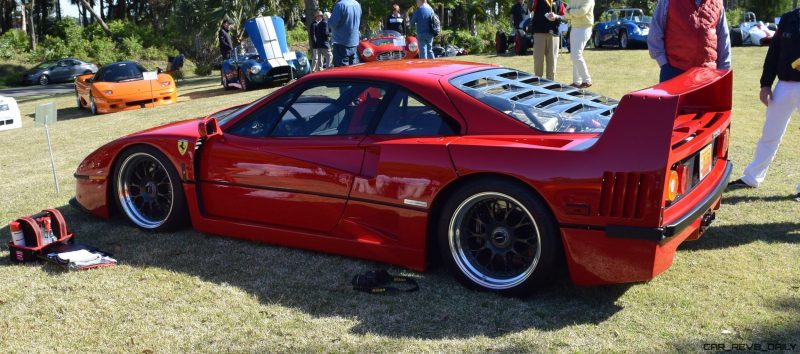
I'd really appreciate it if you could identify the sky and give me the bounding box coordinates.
[59,0,101,19]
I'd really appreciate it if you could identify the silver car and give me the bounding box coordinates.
[22,58,98,86]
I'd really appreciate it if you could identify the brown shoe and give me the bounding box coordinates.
[580,82,593,88]
[569,83,582,88]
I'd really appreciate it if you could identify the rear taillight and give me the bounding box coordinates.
[666,166,688,203]
[716,127,729,159]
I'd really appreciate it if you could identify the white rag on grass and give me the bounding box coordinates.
[55,249,117,270]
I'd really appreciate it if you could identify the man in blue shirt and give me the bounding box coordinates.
[411,0,436,59]
[329,0,362,66]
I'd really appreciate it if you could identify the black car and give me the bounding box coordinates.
[22,58,98,86]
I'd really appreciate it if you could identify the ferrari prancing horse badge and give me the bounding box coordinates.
[177,139,188,156]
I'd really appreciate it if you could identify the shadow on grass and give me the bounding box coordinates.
[722,194,797,205]
[23,106,92,121]
[0,204,630,339]
[3,203,798,340]
[680,221,800,251]
[184,87,248,101]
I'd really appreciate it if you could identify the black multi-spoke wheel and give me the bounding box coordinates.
[438,179,560,295]
[114,146,188,231]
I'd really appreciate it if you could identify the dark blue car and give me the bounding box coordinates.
[592,8,650,49]
[222,16,311,90]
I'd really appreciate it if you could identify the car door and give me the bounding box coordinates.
[351,87,460,210]
[198,81,390,233]
[49,60,70,82]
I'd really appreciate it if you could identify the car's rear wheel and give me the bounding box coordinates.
[39,75,49,86]
[221,71,231,90]
[89,94,97,115]
[619,30,629,49]
[113,145,188,231]
[437,179,561,296]
[239,70,249,91]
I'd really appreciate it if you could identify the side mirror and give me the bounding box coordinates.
[157,67,164,74]
[198,117,223,140]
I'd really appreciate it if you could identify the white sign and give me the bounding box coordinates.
[35,102,57,127]
[143,71,158,81]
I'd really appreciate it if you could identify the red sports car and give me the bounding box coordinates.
[357,30,418,62]
[73,60,732,295]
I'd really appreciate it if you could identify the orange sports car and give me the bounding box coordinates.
[75,61,176,114]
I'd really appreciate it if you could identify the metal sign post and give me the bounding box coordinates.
[143,71,158,107]
[35,102,59,193]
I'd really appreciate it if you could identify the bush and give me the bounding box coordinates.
[287,25,309,49]
[121,36,144,57]
[0,30,29,60]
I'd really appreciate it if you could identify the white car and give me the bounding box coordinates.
[0,96,21,132]
[731,12,775,46]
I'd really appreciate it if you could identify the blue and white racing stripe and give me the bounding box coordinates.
[245,16,294,68]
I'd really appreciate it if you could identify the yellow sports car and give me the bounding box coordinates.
[75,61,176,114]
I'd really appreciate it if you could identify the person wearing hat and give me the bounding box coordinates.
[218,19,234,60]
[310,11,331,71]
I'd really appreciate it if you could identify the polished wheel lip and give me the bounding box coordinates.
[116,152,174,229]
[39,75,48,85]
[620,32,628,49]
[75,91,81,108]
[448,191,542,290]
[90,94,97,114]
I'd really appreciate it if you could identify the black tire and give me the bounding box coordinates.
[618,30,629,49]
[221,71,231,90]
[75,90,82,109]
[39,75,49,86]
[593,30,601,48]
[436,178,561,296]
[730,28,743,47]
[89,93,97,115]
[113,145,189,232]
[495,31,508,54]
[239,70,249,91]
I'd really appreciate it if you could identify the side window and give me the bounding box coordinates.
[226,93,294,137]
[271,83,387,137]
[374,89,457,136]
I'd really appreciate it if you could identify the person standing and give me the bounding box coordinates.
[310,11,331,71]
[510,0,529,30]
[411,0,436,59]
[329,0,362,67]
[728,8,800,202]
[529,0,566,80]
[386,4,406,34]
[218,19,234,60]
[647,0,731,83]
[565,0,594,88]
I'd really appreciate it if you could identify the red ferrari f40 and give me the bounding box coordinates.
[73,60,732,295]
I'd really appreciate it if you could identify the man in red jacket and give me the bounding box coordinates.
[647,0,731,82]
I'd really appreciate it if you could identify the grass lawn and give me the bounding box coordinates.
[0,47,798,352]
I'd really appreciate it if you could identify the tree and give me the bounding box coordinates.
[76,0,111,35]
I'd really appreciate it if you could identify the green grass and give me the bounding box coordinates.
[0,47,798,352]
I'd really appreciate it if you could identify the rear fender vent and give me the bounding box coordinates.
[598,172,652,218]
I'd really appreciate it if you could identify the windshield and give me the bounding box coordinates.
[621,9,646,21]
[450,68,618,133]
[237,38,259,56]
[215,98,266,126]
[97,62,149,82]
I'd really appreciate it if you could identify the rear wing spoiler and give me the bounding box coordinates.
[591,68,732,227]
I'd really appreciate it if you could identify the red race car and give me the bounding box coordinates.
[73,60,732,295]
[357,30,418,62]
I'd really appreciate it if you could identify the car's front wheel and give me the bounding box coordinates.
[75,90,82,108]
[619,30,629,49]
[239,70,249,91]
[437,179,561,296]
[113,145,188,231]
[39,75,49,86]
[89,94,97,115]
[593,30,601,48]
